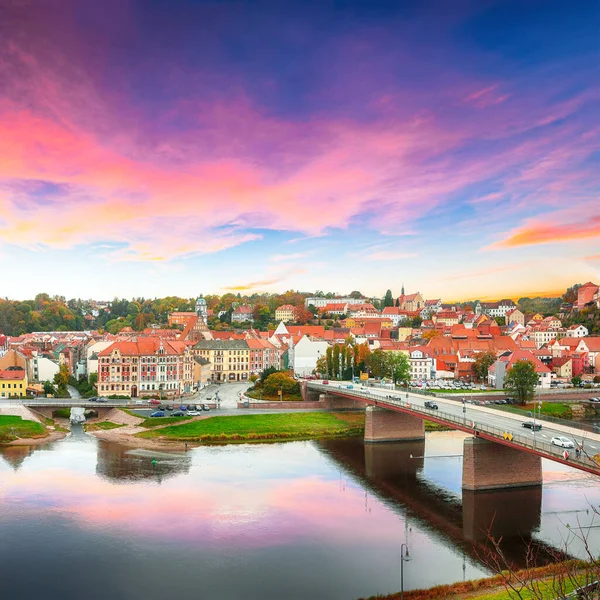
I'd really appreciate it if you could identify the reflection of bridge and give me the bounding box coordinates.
[318,438,567,570]
[304,382,600,490]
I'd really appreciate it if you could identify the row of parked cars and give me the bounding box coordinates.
[150,404,211,418]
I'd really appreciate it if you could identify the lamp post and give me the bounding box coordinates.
[400,543,410,600]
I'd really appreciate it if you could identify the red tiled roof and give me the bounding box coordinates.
[0,368,26,380]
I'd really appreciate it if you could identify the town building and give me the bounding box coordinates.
[567,325,589,338]
[275,305,297,323]
[168,311,196,327]
[0,367,28,398]
[409,348,432,380]
[552,357,572,379]
[97,339,195,397]
[577,282,599,310]
[475,299,517,318]
[396,286,425,311]
[289,336,329,377]
[505,308,525,327]
[231,305,253,323]
[304,297,368,308]
[193,339,250,382]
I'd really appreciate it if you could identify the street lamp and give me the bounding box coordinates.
[400,543,410,600]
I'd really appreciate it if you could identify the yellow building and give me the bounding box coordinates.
[0,367,28,398]
[275,304,296,323]
[193,340,251,382]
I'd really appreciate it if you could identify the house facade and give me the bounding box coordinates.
[275,305,296,323]
[193,339,250,382]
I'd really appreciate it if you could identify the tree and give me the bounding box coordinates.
[474,351,497,382]
[422,330,441,341]
[53,364,70,395]
[326,346,333,377]
[349,290,363,299]
[383,289,394,307]
[249,374,259,384]
[572,375,582,387]
[89,372,98,388]
[332,344,341,378]
[260,366,280,384]
[315,355,327,375]
[43,380,56,396]
[410,316,423,328]
[594,376,600,384]
[504,360,538,404]
[368,349,390,379]
[263,372,299,397]
[388,352,410,385]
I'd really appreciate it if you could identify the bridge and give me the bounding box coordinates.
[304,382,600,490]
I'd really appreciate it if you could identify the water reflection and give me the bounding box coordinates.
[96,441,191,483]
[0,431,599,599]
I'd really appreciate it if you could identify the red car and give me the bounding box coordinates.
[323,380,329,385]
[149,399,161,405]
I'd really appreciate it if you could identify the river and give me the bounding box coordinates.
[1,427,599,600]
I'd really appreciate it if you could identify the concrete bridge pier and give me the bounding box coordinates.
[462,437,542,491]
[364,406,425,443]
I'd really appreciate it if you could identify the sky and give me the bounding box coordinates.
[0,0,598,302]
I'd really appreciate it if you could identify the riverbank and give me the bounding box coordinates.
[358,560,591,600]
[85,410,452,448]
[0,415,68,446]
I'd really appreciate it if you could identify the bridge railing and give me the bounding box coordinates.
[308,384,599,470]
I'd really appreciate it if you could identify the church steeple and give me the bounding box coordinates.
[401,283,405,296]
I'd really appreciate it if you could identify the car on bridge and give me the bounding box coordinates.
[589,397,600,403]
[88,396,98,402]
[149,399,161,405]
[551,436,575,449]
[522,421,542,431]
[97,397,108,403]
[424,401,438,410]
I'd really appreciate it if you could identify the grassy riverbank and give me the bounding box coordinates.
[136,412,365,443]
[493,401,595,420]
[0,415,48,443]
[358,560,590,600]
[139,416,191,428]
[84,421,126,432]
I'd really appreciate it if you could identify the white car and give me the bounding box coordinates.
[551,436,575,449]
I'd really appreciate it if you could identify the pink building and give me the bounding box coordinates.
[577,282,599,310]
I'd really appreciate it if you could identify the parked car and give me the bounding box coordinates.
[187,411,200,416]
[424,401,438,409]
[551,436,575,448]
[522,421,542,431]
[180,405,187,411]
[202,404,211,411]
[158,406,166,411]
[165,405,173,411]
[150,411,165,418]
[589,397,600,403]
[149,399,161,405]
[172,411,185,417]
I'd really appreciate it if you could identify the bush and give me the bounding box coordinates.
[263,372,300,396]
[108,394,130,400]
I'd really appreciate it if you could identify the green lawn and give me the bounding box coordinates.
[136,411,365,442]
[492,402,579,420]
[85,421,126,431]
[0,415,47,443]
[139,416,192,428]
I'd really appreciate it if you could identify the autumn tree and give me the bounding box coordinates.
[53,364,70,396]
[474,351,497,382]
[263,372,300,397]
[504,360,539,404]
[422,330,441,341]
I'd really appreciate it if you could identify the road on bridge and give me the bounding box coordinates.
[309,381,600,475]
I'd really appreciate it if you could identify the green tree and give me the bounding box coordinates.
[260,366,280,383]
[325,346,333,377]
[332,344,341,378]
[474,351,497,382]
[315,355,327,375]
[388,352,410,385]
[383,289,394,307]
[410,316,423,328]
[368,349,390,379]
[572,375,582,387]
[43,380,56,396]
[504,360,539,404]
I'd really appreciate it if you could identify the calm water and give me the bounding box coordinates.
[1,428,600,600]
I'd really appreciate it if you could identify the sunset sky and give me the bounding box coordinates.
[1,0,598,301]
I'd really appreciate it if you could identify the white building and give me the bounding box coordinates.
[410,349,432,380]
[30,353,60,383]
[530,327,565,349]
[475,300,517,318]
[289,336,329,377]
[305,297,367,308]
[567,325,589,338]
